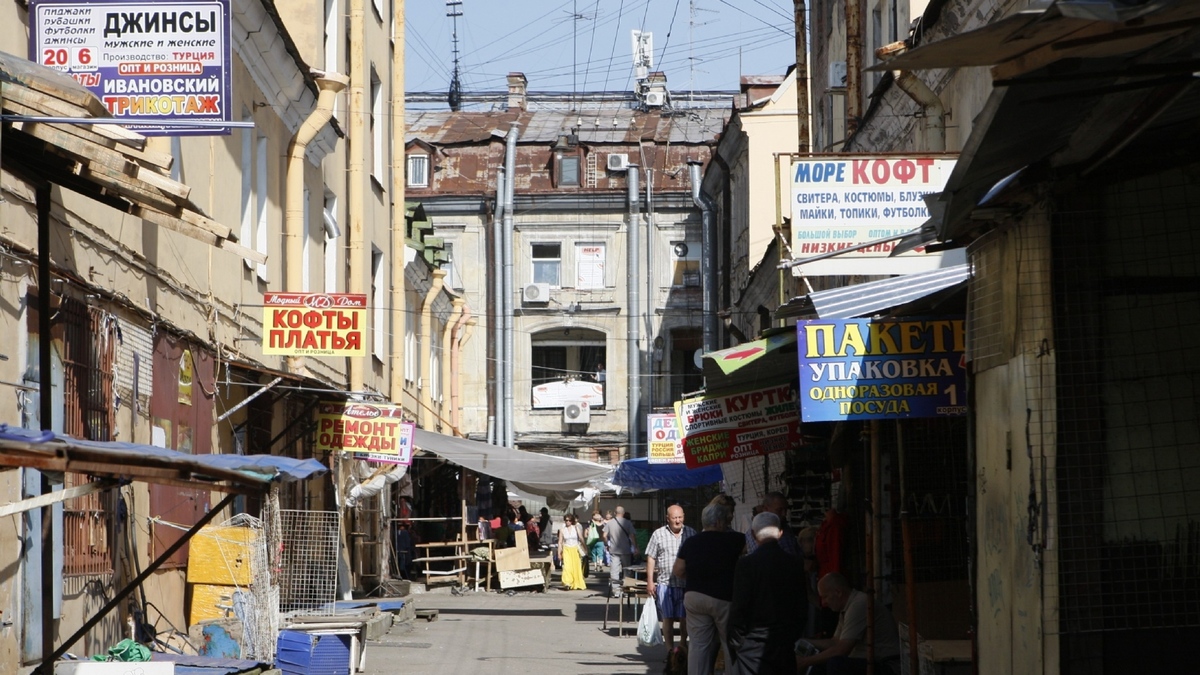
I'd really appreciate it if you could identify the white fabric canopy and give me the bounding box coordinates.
[412,429,613,505]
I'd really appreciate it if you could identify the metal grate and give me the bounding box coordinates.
[277,509,341,615]
[1052,165,1200,642]
[966,230,1006,372]
[60,302,118,578]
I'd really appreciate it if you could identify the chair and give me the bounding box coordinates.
[602,577,646,636]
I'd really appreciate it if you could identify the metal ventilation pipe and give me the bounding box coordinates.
[493,166,506,445]
[689,161,718,353]
[627,165,641,458]
[502,125,518,448]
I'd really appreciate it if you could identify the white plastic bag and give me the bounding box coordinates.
[637,597,663,647]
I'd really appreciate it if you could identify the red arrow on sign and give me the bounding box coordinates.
[723,346,765,361]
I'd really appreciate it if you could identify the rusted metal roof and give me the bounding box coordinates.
[406,107,728,147]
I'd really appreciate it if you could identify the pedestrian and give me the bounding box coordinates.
[557,513,587,590]
[794,572,901,675]
[602,505,638,597]
[587,512,606,568]
[673,502,744,675]
[645,504,696,657]
[727,512,806,675]
[745,491,800,556]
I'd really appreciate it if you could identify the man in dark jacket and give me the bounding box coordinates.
[727,512,806,675]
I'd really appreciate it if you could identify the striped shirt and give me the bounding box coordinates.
[645,524,696,587]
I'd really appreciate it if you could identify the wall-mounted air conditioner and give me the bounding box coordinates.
[564,401,591,424]
[645,91,666,107]
[607,153,630,172]
[522,282,551,304]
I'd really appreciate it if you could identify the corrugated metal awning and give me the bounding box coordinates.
[778,264,970,320]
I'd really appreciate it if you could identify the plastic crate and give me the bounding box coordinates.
[276,630,351,675]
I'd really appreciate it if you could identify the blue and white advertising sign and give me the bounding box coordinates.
[797,318,967,422]
[30,0,232,135]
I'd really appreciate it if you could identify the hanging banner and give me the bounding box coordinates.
[29,0,233,135]
[262,292,367,357]
[315,402,414,464]
[796,317,967,422]
[647,413,684,464]
[789,155,958,275]
[676,384,801,469]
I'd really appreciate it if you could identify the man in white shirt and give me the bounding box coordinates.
[645,504,696,653]
[795,572,901,675]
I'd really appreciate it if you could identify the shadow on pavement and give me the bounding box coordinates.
[435,607,566,617]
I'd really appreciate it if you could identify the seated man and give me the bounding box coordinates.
[795,573,901,675]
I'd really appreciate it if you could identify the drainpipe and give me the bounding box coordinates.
[348,0,366,394]
[878,42,946,152]
[420,269,447,430]
[453,313,476,435]
[644,161,655,407]
[441,297,465,433]
[389,0,407,405]
[689,162,718,353]
[626,165,641,458]
[502,126,518,448]
[846,0,863,136]
[286,72,348,369]
[493,167,506,445]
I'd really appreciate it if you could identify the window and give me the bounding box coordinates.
[405,289,417,383]
[302,188,311,292]
[532,346,567,386]
[532,243,561,287]
[371,0,382,21]
[323,189,339,293]
[407,154,429,188]
[670,240,701,287]
[255,130,270,282]
[370,68,383,185]
[371,246,384,360]
[443,241,463,290]
[240,109,253,270]
[557,153,580,186]
[324,0,341,119]
[575,243,605,290]
[530,328,608,408]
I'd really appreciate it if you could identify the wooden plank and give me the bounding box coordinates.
[0,81,142,150]
[135,164,191,202]
[18,121,140,178]
[0,480,116,517]
[498,568,545,590]
[179,207,233,240]
[0,52,107,115]
[82,163,180,213]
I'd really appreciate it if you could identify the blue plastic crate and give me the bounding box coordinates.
[276,630,351,675]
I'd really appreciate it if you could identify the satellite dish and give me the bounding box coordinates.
[693,348,704,370]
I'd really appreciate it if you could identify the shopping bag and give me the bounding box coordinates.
[585,523,600,547]
[638,596,663,647]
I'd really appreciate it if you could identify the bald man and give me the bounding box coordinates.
[645,504,696,653]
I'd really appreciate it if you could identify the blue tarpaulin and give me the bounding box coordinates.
[0,424,327,487]
[612,457,722,490]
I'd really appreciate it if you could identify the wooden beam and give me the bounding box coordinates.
[0,480,117,517]
[1,82,159,158]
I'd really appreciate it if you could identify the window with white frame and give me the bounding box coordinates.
[405,289,417,383]
[443,241,462,290]
[407,153,429,188]
[239,109,253,271]
[575,243,605,290]
[556,153,580,187]
[302,188,312,292]
[323,189,339,293]
[371,246,384,360]
[370,68,383,185]
[324,0,341,119]
[532,243,561,287]
[430,329,441,402]
[255,130,270,282]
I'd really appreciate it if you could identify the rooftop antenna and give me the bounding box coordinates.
[447,0,463,111]
[632,29,653,97]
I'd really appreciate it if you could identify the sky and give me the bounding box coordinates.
[404,0,799,95]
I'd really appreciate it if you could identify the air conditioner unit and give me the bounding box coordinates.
[522,282,551,304]
[606,153,629,172]
[564,401,591,424]
[645,91,666,107]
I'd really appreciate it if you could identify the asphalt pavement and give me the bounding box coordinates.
[363,568,670,675]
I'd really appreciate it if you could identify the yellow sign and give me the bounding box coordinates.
[262,292,367,356]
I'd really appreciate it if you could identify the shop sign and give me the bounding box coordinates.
[29,0,233,135]
[676,384,801,469]
[315,402,413,464]
[797,317,967,422]
[789,155,956,275]
[262,293,367,357]
[647,413,684,464]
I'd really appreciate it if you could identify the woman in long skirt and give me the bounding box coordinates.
[558,513,587,590]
